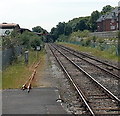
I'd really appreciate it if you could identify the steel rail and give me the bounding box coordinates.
[22,75,32,90]
[48,44,96,116]
[56,44,119,79]
[51,44,120,103]
[58,44,119,70]
[27,69,36,92]
[22,61,40,92]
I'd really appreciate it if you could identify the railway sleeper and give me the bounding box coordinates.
[50,44,119,115]
[88,96,110,99]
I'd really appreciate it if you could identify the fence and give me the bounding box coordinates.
[0,46,23,70]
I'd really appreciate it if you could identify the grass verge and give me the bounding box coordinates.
[58,42,119,62]
[2,49,46,89]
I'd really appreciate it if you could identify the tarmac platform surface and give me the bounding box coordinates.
[2,87,67,114]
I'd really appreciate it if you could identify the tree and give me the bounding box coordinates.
[75,19,89,31]
[101,5,114,15]
[89,10,100,31]
[67,16,90,32]
[64,24,72,36]
[50,27,59,42]
[19,31,42,49]
[56,22,65,35]
[32,26,47,33]
[31,38,42,49]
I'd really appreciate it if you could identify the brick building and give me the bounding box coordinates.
[96,7,119,32]
[96,15,104,32]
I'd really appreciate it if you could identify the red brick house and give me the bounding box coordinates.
[96,15,104,32]
[97,7,118,32]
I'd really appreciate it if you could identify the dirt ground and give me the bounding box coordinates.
[34,45,62,88]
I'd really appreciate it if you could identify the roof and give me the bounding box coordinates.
[96,15,106,22]
[105,7,118,19]
[19,28,31,33]
[0,23,20,29]
[97,7,118,22]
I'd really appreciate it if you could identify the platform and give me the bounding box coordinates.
[2,87,67,114]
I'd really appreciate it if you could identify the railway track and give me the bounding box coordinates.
[48,43,120,115]
[53,44,119,96]
[56,44,119,78]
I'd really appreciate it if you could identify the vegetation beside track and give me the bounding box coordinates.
[30,49,46,87]
[2,49,46,89]
[58,42,119,62]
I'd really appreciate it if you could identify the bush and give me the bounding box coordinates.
[18,31,43,49]
[57,34,69,42]
[92,36,97,42]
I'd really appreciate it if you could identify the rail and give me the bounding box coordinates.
[57,44,119,79]
[22,61,40,92]
[48,43,120,115]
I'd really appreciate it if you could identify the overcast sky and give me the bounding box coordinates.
[0,0,119,32]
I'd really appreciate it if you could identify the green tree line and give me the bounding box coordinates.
[2,25,49,50]
[50,5,114,42]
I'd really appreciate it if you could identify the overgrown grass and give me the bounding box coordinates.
[2,49,45,89]
[58,42,119,62]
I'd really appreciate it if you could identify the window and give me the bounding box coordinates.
[110,26,115,30]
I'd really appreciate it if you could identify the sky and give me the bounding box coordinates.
[0,0,119,32]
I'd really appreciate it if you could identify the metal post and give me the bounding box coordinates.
[24,51,29,65]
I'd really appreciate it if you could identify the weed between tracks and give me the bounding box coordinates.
[58,42,119,62]
[2,49,46,89]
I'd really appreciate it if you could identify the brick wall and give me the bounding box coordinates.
[97,22,103,32]
[105,19,117,31]
[102,20,106,31]
[98,19,117,32]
